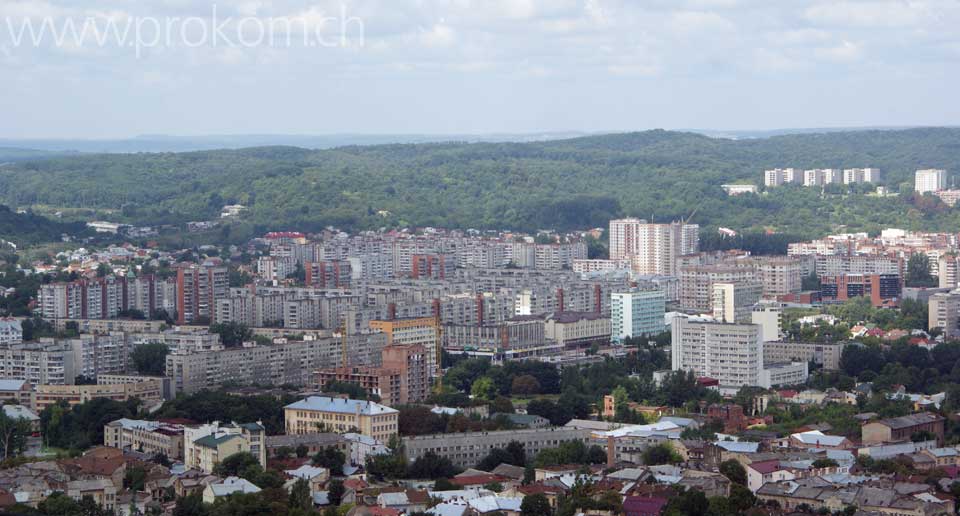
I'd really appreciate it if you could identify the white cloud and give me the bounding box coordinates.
[803,1,932,28]
[815,40,864,62]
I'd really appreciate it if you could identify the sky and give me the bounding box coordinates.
[1,0,959,139]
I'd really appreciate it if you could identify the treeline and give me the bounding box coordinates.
[5,128,960,237]
[151,390,296,435]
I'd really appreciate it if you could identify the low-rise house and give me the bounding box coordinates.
[67,479,118,511]
[0,379,32,406]
[284,464,329,494]
[783,430,855,451]
[376,489,430,513]
[747,460,796,493]
[922,447,960,467]
[2,405,40,432]
[756,479,954,515]
[173,469,220,498]
[467,495,523,516]
[862,413,945,445]
[202,477,261,504]
[343,433,390,467]
[623,496,669,516]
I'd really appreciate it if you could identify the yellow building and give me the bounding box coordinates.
[32,380,164,412]
[284,396,399,443]
[184,421,266,474]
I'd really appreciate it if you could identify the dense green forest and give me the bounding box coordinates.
[0,205,89,246]
[2,128,960,238]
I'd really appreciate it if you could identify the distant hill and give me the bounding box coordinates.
[0,132,592,154]
[1,128,959,238]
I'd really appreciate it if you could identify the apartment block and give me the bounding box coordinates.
[611,289,666,342]
[409,253,456,280]
[404,427,590,468]
[680,265,757,313]
[759,362,809,389]
[165,337,355,393]
[104,418,186,459]
[764,168,801,187]
[305,260,352,288]
[317,343,428,406]
[609,218,699,275]
[843,168,881,184]
[176,260,229,324]
[929,291,960,336]
[37,275,149,320]
[712,282,763,324]
[671,317,763,388]
[284,396,399,442]
[33,380,164,412]
[815,255,902,277]
[370,317,441,379]
[533,243,588,270]
[543,311,612,354]
[803,169,841,187]
[762,341,844,370]
[939,255,959,289]
[915,169,947,194]
[184,421,267,473]
[754,257,804,297]
[820,274,902,307]
[0,318,22,345]
[0,341,78,385]
[444,318,557,363]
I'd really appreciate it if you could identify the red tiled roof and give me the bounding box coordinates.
[344,478,368,490]
[623,496,668,516]
[748,460,781,474]
[518,484,565,495]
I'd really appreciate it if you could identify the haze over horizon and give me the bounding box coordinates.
[3,0,960,139]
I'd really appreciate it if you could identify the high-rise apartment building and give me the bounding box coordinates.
[764,168,801,187]
[609,218,699,275]
[176,260,229,324]
[369,317,441,379]
[940,255,959,289]
[929,291,960,337]
[671,317,763,388]
[803,169,841,187]
[915,169,947,194]
[712,282,763,323]
[317,343,428,406]
[679,265,757,313]
[610,289,666,342]
[305,260,352,288]
[843,168,881,184]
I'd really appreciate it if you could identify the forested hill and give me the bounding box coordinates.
[0,205,88,247]
[2,127,960,238]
